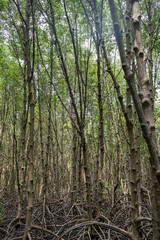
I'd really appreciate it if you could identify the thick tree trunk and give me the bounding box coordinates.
[108,0,160,238]
[132,1,160,238]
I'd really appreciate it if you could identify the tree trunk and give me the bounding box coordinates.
[132,1,160,238]
[108,0,160,238]
[23,0,35,238]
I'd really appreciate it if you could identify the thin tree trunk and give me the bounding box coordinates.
[37,53,44,198]
[23,0,35,238]
[71,112,78,204]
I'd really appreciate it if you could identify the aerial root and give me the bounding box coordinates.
[59,221,133,239]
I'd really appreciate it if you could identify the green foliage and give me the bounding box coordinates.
[102,179,113,192]
[155,99,160,131]
[0,0,6,11]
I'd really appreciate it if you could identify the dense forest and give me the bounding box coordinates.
[0,0,160,239]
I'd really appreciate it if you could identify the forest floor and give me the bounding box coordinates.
[0,192,152,240]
